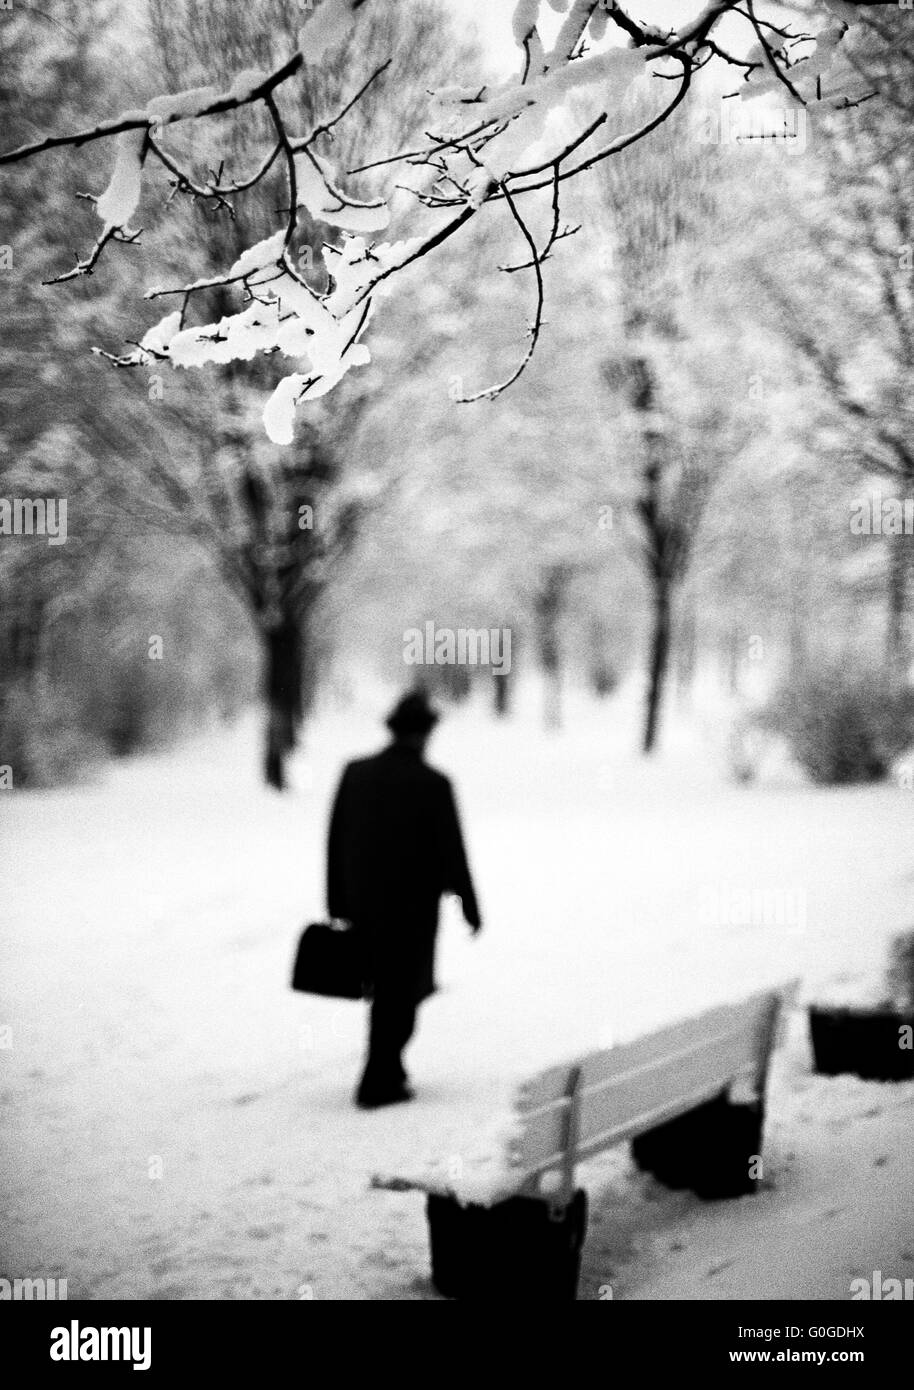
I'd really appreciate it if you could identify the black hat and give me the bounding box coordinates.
[386,690,440,737]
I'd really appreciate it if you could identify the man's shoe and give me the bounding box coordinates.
[355,1081,415,1110]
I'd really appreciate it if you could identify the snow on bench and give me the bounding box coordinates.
[372,981,799,1298]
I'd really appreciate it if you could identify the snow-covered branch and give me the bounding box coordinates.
[0,0,896,443]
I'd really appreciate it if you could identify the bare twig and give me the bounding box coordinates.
[454,182,545,403]
[43,223,142,284]
[298,59,392,148]
[265,92,299,248]
[499,166,579,272]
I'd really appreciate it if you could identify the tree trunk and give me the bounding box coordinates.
[675,597,696,708]
[493,668,511,716]
[543,667,562,730]
[535,567,567,732]
[587,616,616,699]
[444,662,470,702]
[726,623,743,696]
[887,534,910,678]
[643,576,671,754]
[262,617,303,791]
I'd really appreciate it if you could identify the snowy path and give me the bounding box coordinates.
[2,692,912,1299]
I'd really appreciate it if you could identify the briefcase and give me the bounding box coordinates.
[290,922,370,1000]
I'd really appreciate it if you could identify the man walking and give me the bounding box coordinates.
[327,691,481,1108]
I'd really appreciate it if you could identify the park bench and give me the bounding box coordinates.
[372,979,799,1299]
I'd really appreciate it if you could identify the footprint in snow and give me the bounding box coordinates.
[246,1223,284,1240]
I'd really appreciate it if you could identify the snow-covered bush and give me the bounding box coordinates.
[886,929,914,1012]
[759,663,914,786]
[726,717,764,785]
[0,679,105,789]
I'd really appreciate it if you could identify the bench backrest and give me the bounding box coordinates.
[509,981,797,1195]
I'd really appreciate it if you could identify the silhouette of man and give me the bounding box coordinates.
[327,691,481,1108]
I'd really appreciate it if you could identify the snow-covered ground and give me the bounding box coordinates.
[2,683,912,1299]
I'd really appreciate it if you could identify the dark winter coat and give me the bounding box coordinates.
[326,744,480,1004]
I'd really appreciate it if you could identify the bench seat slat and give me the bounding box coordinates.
[577,988,779,1084]
[578,1031,759,1140]
[574,1078,744,1163]
[512,1033,752,1175]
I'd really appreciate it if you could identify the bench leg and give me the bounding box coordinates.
[630,1092,765,1200]
[426,1189,588,1300]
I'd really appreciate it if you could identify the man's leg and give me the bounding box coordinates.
[392,996,417,1081]
[365,992,399,1086]
[357,991,417,1104]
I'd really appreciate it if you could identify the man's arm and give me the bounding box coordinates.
[441,779,481,932]
[326,766,353,920]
